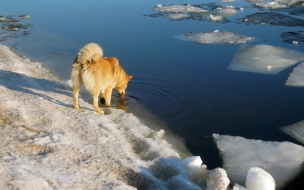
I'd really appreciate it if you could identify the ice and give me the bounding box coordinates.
[256,0,304,9]
[213,134,304,189]
[233,183,248,190]
[206,168,230,190]
[281,31,304,44]
[227,44,304,74]
[285,61,304,86]
[183,30,255,44]
[153,4,209,13]
[167,13,189,20]
[216,6,238,17]
[245,167,275,190]
[280,120,304,144]
[0,44,208,189]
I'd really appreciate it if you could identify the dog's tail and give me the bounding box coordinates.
[77,43,103,64]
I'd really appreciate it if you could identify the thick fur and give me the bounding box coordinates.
[71,43,132,114]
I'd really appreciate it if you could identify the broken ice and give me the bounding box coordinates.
[183,30,255,44]
[227,44,304,74]
[280,120,304,145]
[154,4,209,13]
[285,61,304,86]
[213,134,304,189]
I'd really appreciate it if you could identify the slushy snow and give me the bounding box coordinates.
[183,30,255,44]
[280,120,304,145]
[0,44,208,189]
[213,134,304,189]
[227,44,304,74]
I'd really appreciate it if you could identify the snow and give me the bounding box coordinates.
[183,30,255,44]
[285,61,304,86]
[227,44,304,74]
[213,134,304,189]
[0,44,208,189]
[245,167,275,190]
[153,4,209,13]
[280,120,304,145]
[206,168,230,190]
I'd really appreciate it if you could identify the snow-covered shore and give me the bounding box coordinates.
[0,44,208,189]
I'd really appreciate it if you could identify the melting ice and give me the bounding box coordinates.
[183,30,255,44]
[213,134,304,189]
[153,4,208,13]
[285,61,304,86]
[227,44,304,74]
[280,120,304,145]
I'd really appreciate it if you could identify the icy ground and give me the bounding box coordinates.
[0,44,208,189]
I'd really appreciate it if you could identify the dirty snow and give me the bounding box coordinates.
[227,44,304,74]
[213,134,304,189]
[0,44,209,189]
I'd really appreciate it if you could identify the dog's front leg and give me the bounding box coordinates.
[104,88,113,107]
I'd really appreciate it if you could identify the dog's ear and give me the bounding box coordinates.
[128,75,133,81]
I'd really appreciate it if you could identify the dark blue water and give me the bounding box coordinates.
[1,0,304,188]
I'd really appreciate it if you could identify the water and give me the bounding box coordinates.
[1,0,304,188]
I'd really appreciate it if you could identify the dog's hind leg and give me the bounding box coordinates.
[92,90,104,114]
[73,88,80,109]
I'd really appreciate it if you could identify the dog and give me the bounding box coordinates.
[71,43,132,114]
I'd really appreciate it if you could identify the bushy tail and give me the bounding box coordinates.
[77,43,103,64]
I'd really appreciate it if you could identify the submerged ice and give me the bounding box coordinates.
[227,44,304,74]
[280,120,304,145]
[213,134,304,189]
[153,4,208,13]
[183,30,255,44]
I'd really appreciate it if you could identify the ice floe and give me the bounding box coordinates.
[216,6,238,17]
[239,12,304,26]
[281,31,304,44]
[227,44,304,74]
[213,134,304,189]
[183,30,255,44]
[256,0,304,9]
[280,120,304,144]
[285,61,304,86]
[154,4,209,13]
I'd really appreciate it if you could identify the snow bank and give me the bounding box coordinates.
[0,44,207,189]
[228,44,304,74]
[183,30,255,44]
[213,134,304,189]
[153,4,208,13]
[285,61,304,86]
[280,120,304,145]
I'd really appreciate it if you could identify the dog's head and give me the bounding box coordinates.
[116,75,133,98]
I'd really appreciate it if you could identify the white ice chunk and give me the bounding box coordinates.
[245,167,275,190]
[213,134,304,189]
[285,61,304,86]
[216,6,238,16]
[206,168,230,190]
[181,156,202,171]
[256,2,287,9]
[184,31,255,44]
[167,13,189,20]
[228,44,304,74]
[154,4,209,13]
[209,14,224,21]
[280,120,304,144]
[233,183,248,190]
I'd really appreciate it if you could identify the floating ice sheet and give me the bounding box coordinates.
[281,31,304,44]
[216,6,238,17]
[256,0,304,9]
[227,44,304,74]
[183,30,255,44]
[167,13,189,20]
[153,4,209,13]
[213,134,304,189]
[285,61,304,86]
[238,12,304,26]
[280,120,304,144]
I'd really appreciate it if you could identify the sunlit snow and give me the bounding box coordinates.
[213,134,304,189]
[280,120,304,145]
[227,44,304,74]
[183,30,255,44]
[0,44,209,189]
